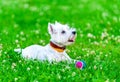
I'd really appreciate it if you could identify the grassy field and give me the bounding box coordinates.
[0,0,120,82]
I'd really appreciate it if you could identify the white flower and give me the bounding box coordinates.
[14,23,18,28]
[19,60,22,63]
[93,41,99,45]
[16,34,19,38]
[14,78,18,81]
[57,74,61,79]
[100,66,102,70]
[80,33,84,37]
[90,50,96,55]
[86,23,91,28]
[113,79,116,82]
[113,16,118,22]
[36,66,39,70]
[115,36,120,43]
[94,65,97,70]
[72,72,76,77]
[33,80,39,82]
[102,12,108,19]
[99,52,103,55]
[0,44,2,49]
[0,50,2,56]
[76,56,81,59]
[20,31,24,36]
[60,6,69,11]
[15,39,19,43]
[101,31,109,40]
[87,33,95,39]
[17,44,20,48]
[65,65,70,70]
[86,53,89,57]
[24,3,29,9]
[4,52,7,54]
[35,30,40,34]
[117,38,120,43]
[105,54,108,57]
[40,40,44,43]
[11,63,16,69]
[21,37,26,41]
[105,40,108,44]
[2,60,6,63]
[105,79,109,82]
[30,6,38,11]
[43,5,50,11]
[27,67,30,71]
[61,69,65,72]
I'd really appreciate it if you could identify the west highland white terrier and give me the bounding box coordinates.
[14,22,77,63]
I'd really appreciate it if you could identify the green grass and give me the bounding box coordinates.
[0,0,120,81]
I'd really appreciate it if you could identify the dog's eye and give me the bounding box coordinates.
[61,30,66,34]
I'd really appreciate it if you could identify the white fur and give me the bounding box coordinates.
[14,22,77,63]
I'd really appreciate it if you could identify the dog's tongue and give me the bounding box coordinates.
[68,36,75,42]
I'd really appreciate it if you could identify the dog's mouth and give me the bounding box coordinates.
[68,35,76,42]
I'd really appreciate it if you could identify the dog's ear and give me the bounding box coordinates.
[48,23,55,34]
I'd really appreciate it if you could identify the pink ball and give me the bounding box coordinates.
[75,61,83,69]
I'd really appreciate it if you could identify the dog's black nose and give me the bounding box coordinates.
[72,31,76,35]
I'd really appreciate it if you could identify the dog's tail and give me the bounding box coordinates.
[14,48,23,54]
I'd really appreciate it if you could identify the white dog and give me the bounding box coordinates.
[14,22,77,63]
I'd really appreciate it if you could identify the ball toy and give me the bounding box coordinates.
[75,60,86,69]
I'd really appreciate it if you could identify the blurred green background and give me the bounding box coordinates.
[0,0,120,82]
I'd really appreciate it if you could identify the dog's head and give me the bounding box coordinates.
[48,21,77,46]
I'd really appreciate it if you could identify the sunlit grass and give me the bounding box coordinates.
[0,0,120,81]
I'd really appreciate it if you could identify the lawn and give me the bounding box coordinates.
[0,0,120,82]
